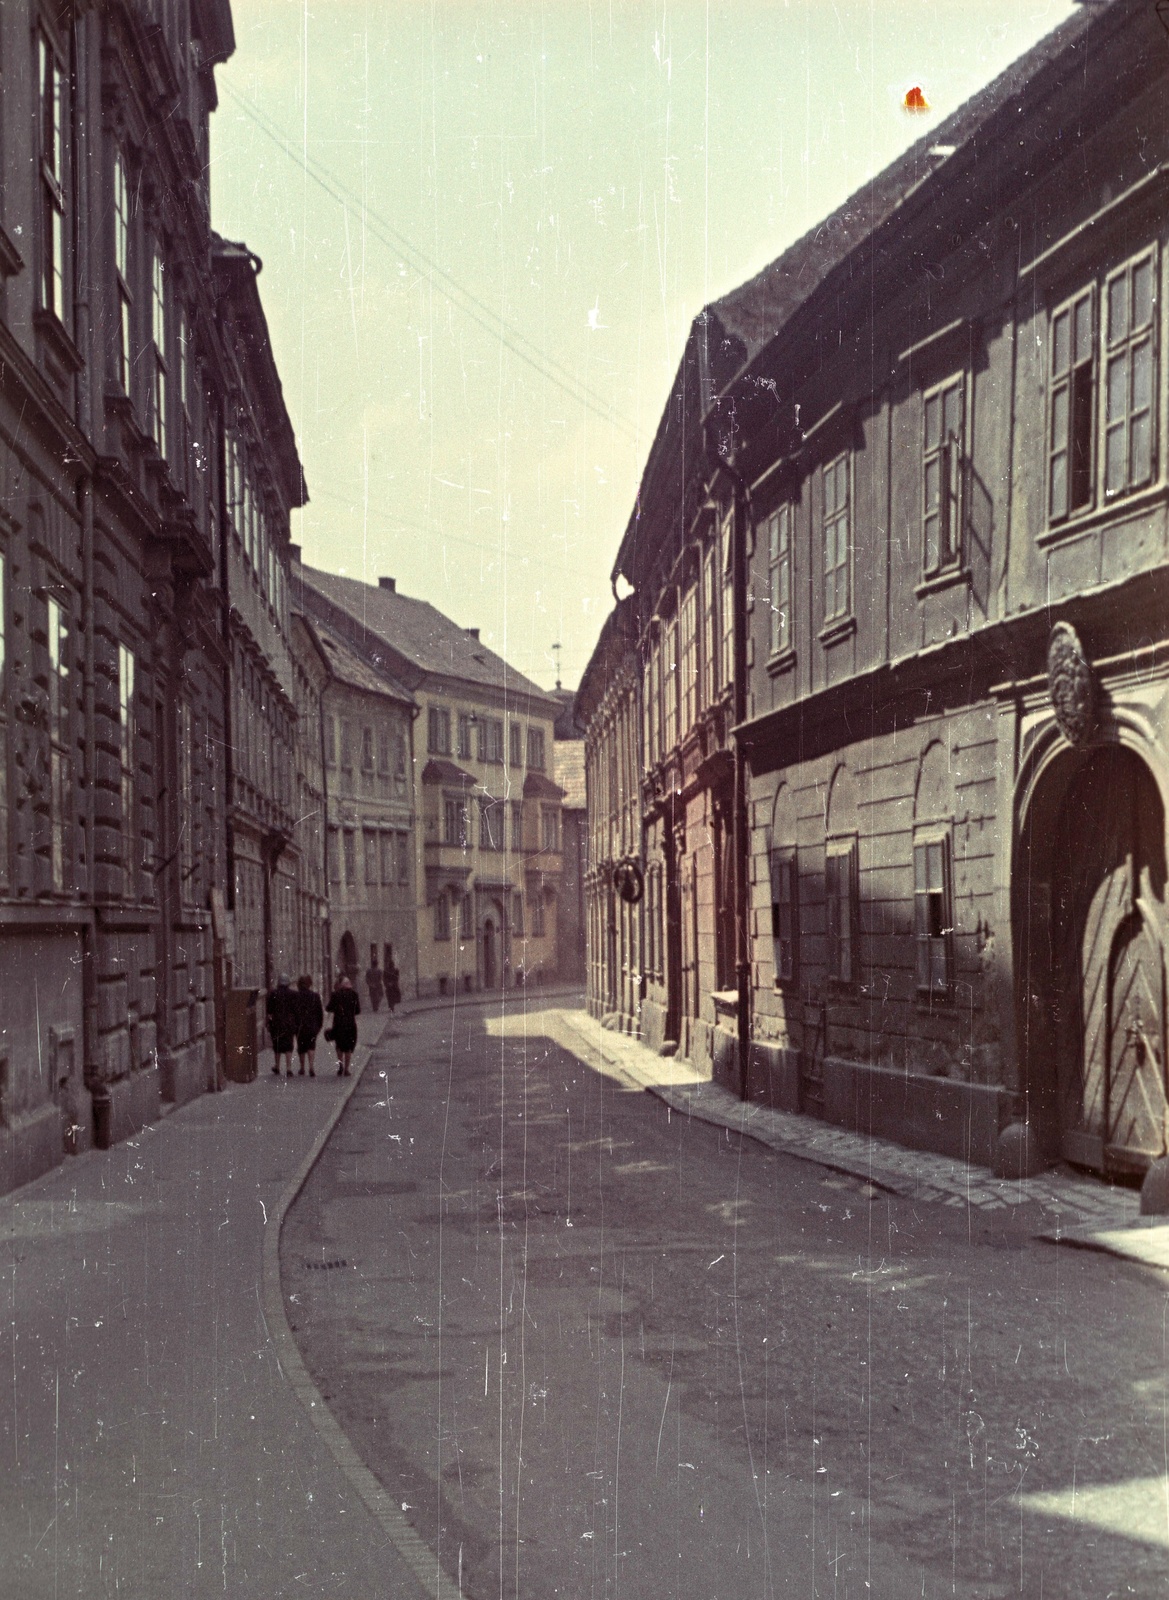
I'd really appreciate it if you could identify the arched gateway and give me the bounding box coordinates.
[1015,738,1168,1175]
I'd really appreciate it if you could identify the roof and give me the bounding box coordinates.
[554,740,586,811]
[421,758,477,787]
[523,770,566,802]
[610,0,1112,586]
[309,619,415,706]
[297,563,561,710]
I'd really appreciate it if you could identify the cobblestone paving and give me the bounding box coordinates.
[546,1010,1169,1272]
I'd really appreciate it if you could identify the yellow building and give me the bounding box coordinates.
[296,566,564,997]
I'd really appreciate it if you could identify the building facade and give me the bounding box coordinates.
[580,0,1169,1181]
[305,617,418,1005]
[296,565,565,999]
[288,612,330,991]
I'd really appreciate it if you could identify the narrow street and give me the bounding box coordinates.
[284,999,1169,1600]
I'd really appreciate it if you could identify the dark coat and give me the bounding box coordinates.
[294,989,324,1050]
[384,962,402,1010]
[266,984,298,1052]
[326,986,361,1052]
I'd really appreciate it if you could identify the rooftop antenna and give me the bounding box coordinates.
[551,642,562,691]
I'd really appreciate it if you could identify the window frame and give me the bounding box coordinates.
[921,373,965,576]
[526,726,546,771]
[1103,247,1158,502]
[118,644,136,897]
[509,721,523,768]
[913,827,954,1001]
[150,242,167,458]
[821,452,852,627]
[434,891,451,942]
[825,836,858,986]
[38,31,67,324]
[766,504,794,659]
[112,146,133,394]
[768,845,798,985]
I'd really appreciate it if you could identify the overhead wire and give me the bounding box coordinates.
[220,81,642,441]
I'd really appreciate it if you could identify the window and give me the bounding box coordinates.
[393,733,407,795]
[434,892,451,941]
[914,834,952,998]
[528,874,546,937]
[648,640,661,764]
[526,726,545,771]
[822,453,851,623]
[379,832,394,885]
[702,544,718,706]
[922,376,964,574]
[459,892,473,939]
[339,719,353,771]
[397,832,409,884]
[362,828,378,885]
[767,506,793,656]
[443,796,468,847]
[47,597,70,891]
[478,718,503,764]
[509,721,523,767]
[323,715,336,768]
[118,645,136,896]
[150,245,167,457]
[1104,251,1156,499]
[343,829,356,886]
[177,702,194,901]
[428,706,451,755]
[113,148,133,392]
[720,516,734,691]
[327,827,340,884]
[479,796,502,850]
[825,839,857,984]
[664,619,679,751]
[457,713,472,759]
[360,726,374,773]
[769,847,798,984]
[38,33,66,322]
[679,586,697,734]
[512,893,524,934]
[377,728,390,776]
[511,800,523,852]
[541,806,559,852]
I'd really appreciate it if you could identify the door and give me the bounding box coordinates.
[1107,914,1168,1169]
[1054,747,1167,1172]
[483,919,497,988]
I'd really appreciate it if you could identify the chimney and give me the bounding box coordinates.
[465,627,480,641]
[379,576,396,592]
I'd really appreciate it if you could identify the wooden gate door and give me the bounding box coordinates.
[1055,747,1167,1172]
[1107,914,1168,1169]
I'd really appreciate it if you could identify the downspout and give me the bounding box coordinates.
[73,11,103,1142]
[706,421,753,1101]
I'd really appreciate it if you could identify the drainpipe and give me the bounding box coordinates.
[73,11,103,1142]
[706,423,753,1102]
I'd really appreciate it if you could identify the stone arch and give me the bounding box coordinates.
[915,738,954,825]
[770,782,798,846]
[825,762,858,838]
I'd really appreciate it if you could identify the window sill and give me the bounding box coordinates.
[914,565,970,600]
[765,647,796,679]
[1036,481,1169,547]
[818,615,856,648]
[34,308,83,375]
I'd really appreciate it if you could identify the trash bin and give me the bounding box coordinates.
[224,988,259,1082]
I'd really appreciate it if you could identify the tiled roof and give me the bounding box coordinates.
[296,563,560,710]
[422,758,477,787]
[523,770,566,802]
[309,619,415,705]
[554,740,586,810]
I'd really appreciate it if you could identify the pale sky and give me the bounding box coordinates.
[211,0,1077,690]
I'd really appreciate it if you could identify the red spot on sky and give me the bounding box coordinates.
[903,85,930,113]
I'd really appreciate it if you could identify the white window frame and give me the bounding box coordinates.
[1103,247,1157,501]
[914,828,953,1000]
[821,453,851,625]
[767,504,793,658]
[922,374,965,575]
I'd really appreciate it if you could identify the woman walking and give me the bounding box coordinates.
[294,975,324,1076]
[325,973,361,1076]
[384,947,402,1016]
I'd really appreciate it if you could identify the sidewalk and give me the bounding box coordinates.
[0,1012,441,1600]
[543,1008,1169,1275]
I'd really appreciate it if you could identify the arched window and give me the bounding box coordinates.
[768,785,799,985]
[825,765,859,984]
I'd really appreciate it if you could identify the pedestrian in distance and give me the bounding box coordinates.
[325,974,360,1077]
[384,948,401,1015]
[365,953,384,1013]
[294,974,324,1076]
[266,974,298,1077]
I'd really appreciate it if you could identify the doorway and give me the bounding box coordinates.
[1048,746,1168,1173]
[483,917,497,989]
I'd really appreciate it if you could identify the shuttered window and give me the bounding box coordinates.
[769,847,797,983]
[914,834,952,998]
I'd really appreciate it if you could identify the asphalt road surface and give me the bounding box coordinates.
[283,999,1169,1600]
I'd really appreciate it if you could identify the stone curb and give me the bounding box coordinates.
[262,1013,464,1600]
